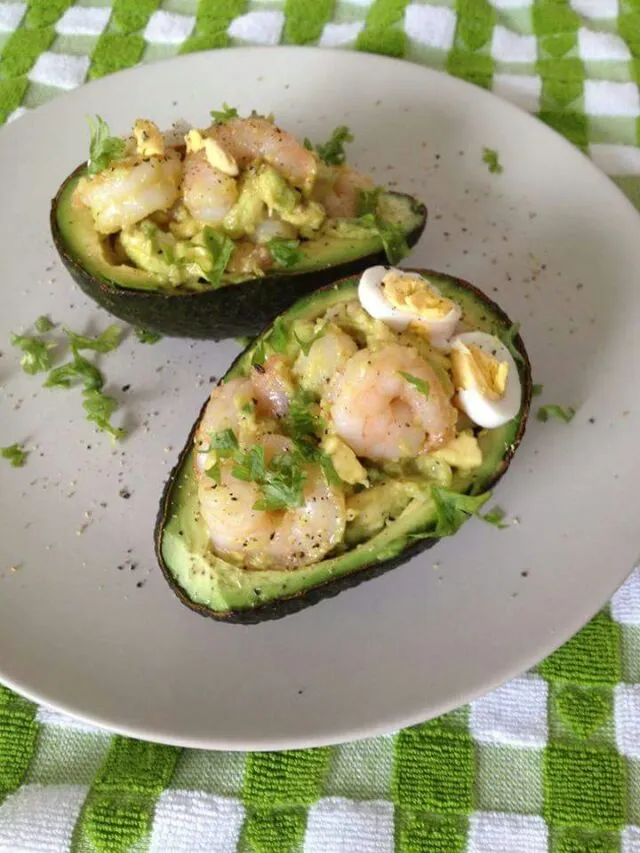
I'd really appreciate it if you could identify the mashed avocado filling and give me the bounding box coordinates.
[158,274,527,616]
[63,114,420,293]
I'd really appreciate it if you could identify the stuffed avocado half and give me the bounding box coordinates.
[156,267,532,623]
[50,112,426,339]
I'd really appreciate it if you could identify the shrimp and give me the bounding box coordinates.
[206,117,318,194]
[198,434,346,570]
[293,327,358,396]
[194,378,256,471]
[252,356,293,419]
[226,240,272,277]
[74,150,183,234]
[327,343,457,462]
[312,164,374,219]
[182,150,238,225]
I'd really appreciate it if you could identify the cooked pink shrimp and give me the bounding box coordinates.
[251,356,293,419]
[206,117,318,194]
[327,343,457,462]
[181,150,238,225]
[197,434,346,570]
[74,150,182,234]
[312,165,374,219]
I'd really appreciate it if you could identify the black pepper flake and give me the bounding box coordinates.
[119,488,131,500]
[521,571,529,578]
[121,384,131,392]
[588,417,596,424]
[136,581,145,588]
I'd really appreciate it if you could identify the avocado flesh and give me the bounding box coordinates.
[156,272,531,623]
[51,167,427,339]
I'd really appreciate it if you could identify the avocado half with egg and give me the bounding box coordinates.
[155,268,532,623]
[50,167,426,340]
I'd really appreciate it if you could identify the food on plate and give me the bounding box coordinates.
[155,266,531,623]
[50,111,427,339]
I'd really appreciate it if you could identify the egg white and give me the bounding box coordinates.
[358,266,461,346]
[450,331,522,429]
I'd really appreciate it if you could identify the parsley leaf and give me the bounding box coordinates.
[482,147,503,175]
[210,103,239,123]
[35,315,55,333]
[210,429,239,456]
[294,324,325,356]
[480,506,509,529]
[82,389,124,441]
[232,445,266,482]
[378,219,409,265]
[312,125,354,166]
[268,238,303,269]
[134,328,162,344]
[357,187,383,217]
[254,451,307,511]
[11,334,55,375]
[205,460,221,484]
[398,371,430,398]
[1,443,28,468]
[87,116,126,175]
[44,351,104,392]
[64,324,122,353]
[288,395,320,438]
[531,383,543,397]
[201,227,235,287]
[357,209,409,265]
[410,487,491,540]
[268,317,288,354]
[537,404,575,424]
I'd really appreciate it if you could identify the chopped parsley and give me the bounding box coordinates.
[87,116,127,175]
[210,428,239,455]
[268,238,303,268]
[11,333,55,375]
[537,404,575,424]
[398,371,430,398]
[532,383,543,397]
[64,324,122,354]
[232,445,266,482]
[306,125,354,166]
[250,339,267,367]
[134,328,162,344]
[202,227,235,287]
[253,450,307,511]
[482,147,503,175]
[82,389,124,441]
[357,209,409,266]
[357,187,383,217]
[480,505,509,529]
[410,487,491,540]
[35,315,55,333]
[1,443,28,468]
[44,351,104,392]
[210,103,239,123]
[205,460,221,484]
[288,392,321,438]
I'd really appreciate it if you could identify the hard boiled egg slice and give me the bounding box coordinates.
[450,331,522,429]
[358,266,461,346]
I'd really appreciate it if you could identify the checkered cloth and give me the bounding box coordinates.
[2,1,640,851]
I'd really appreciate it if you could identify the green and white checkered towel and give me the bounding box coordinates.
[2,1,640,851]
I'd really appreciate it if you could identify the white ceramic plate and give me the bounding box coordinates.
[1,47,639,750]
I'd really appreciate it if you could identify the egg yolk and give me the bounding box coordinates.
[382,272,455,320]
[451,343,509,401]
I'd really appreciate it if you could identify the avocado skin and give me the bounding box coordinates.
[50,164,427,340]
[154,270,532,624]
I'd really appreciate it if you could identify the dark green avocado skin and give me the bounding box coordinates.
[50,166,427,340]
[154,271,532,625]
